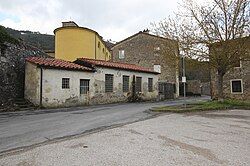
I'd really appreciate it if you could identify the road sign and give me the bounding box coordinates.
[182,77,186,83]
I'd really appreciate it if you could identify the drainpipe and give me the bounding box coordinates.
[40,67,43,107]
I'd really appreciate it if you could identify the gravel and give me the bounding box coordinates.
[0,109,249,166]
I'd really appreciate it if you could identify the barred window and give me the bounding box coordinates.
[62,78,70,89]
[105,74,113,92]
[123,75,129,92]
[148,78,153,92]
[80,79,89,94]
[231,80,242,93]
[135,77,142,92]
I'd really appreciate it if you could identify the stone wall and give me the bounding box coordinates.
[211,60,250,100]
[0,42,48,106]
[201,82,211,96]
[186,80,201,95]
[210,37,250,100]
[111,32,179,98]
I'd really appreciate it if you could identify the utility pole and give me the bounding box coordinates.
[182,56,186,108]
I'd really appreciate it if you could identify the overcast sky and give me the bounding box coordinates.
[0,0,180,42]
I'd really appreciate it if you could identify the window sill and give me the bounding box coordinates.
[231,92,243,94]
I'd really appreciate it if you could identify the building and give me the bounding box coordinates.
[210,36,250,100]
[111,31,179,99]
[54,21,111,62]
[44,50,55,58]
[25,57,159,108]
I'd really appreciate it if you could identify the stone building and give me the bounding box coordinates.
[210,36,250,100]
[25,57,159,108]
[111,31,179,99]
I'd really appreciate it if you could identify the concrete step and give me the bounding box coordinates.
[17,104,35,108]
[14,98,37,111]
[0,108,6,112]
[19,107,36,111]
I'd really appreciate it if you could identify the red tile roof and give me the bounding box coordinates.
[76,58,159,74]
[26,57,93,71]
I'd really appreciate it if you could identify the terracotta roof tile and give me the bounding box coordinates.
[26,57,93,71]
[76,58,159,74]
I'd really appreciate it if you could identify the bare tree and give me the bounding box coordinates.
[152,0,250,100]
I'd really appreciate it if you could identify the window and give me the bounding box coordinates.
[103,48,105,53]
[123,75,129,92]
[119,50,125,59]
[62,78,70,89]
[148,78,153,92]
[233,59,241,68]
[105,74,113,92]
[158,82,164,94]
[98,42,100,48]
[173,84,176,93]
[135,77,142,92]
[231,80,243,93]
[80,79,89,94]
[154,65,161,73]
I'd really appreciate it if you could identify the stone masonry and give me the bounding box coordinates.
[111,32,179,98]
[0,42,48,106]
[210,37,250,100]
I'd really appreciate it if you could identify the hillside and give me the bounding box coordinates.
[3,26,54,51]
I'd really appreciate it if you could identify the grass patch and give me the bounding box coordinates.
[152,99,250,113]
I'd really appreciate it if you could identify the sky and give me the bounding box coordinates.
[0,0,180,42]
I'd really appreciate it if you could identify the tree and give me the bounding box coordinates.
[151,0,250,100]
[0,26,18,56]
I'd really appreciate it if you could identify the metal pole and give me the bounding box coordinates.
[182,56,186,108]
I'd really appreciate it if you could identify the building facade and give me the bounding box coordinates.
[54,21,111,62]
[210,36,250,100]
[111,31,179,99]
[25,57,159,108]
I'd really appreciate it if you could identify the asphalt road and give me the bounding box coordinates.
[0,96,209,154]
[1,109,249,165]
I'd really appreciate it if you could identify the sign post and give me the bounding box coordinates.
[182,56,186,108]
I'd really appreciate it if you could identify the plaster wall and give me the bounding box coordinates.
[26,66,159,108]
[24,62,41,105]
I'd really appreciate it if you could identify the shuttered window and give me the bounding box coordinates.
[123,75,129,92]
[105,74,113,92]
[148,78,153,92]
[80,79,89,94]
[62,78,70,89]
[135,77,142,92]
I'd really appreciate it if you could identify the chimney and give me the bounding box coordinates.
[62,21,78,27]
[142,29,150,33]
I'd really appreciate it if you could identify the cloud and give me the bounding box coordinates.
[0,0,179,41]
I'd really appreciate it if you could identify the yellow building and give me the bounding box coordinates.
[54,21,111,61]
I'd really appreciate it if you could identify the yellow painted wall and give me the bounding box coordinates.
[55,27,111,61]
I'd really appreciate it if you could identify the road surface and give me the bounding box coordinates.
[0,96,209,154]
